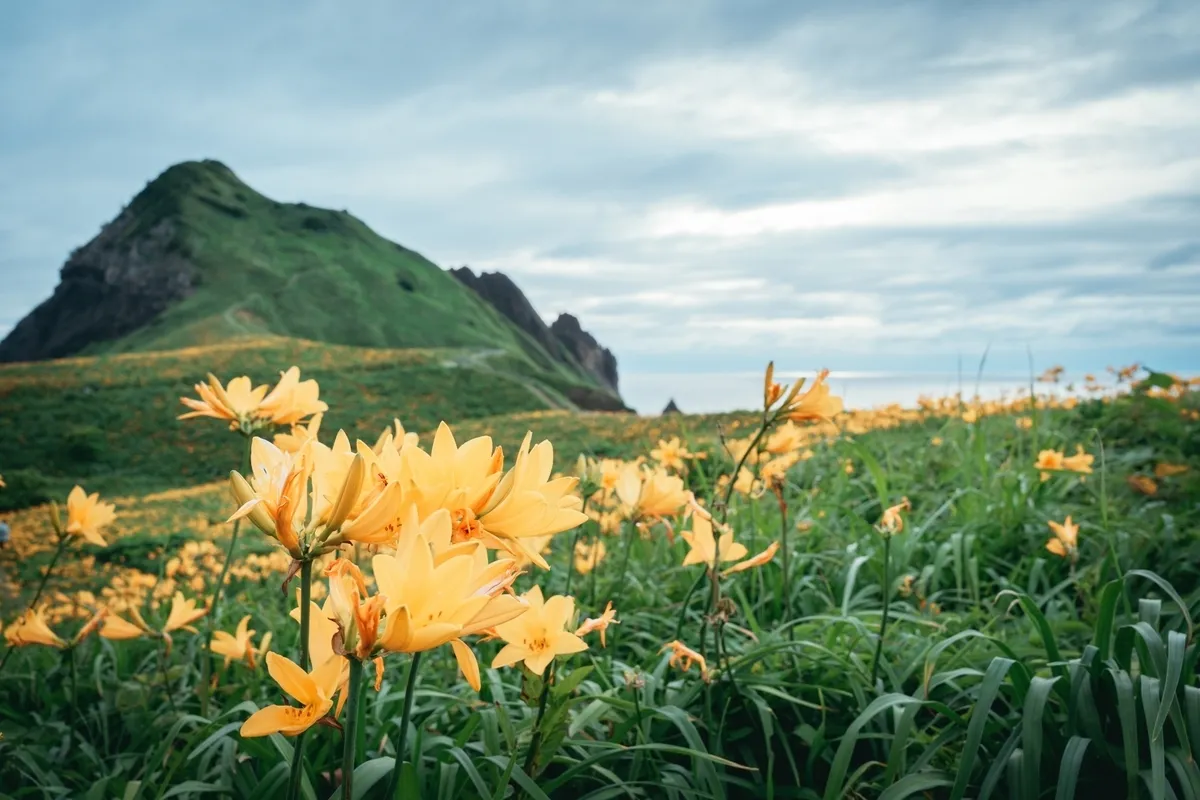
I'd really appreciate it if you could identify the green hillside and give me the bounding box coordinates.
[0,337,625,508]
[0,160,618,405]
[100,162,583,369]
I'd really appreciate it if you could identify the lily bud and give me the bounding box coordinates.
[321,453,367,539]
[228,471,277,536]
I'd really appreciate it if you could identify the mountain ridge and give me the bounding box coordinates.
[0,160,625,409]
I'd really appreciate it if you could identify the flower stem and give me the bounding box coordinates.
[158,638,177,713]
[869,533,893,687]
[286,559,314,800]
[673,569,707,640]
[340,658,365,799]
[521,662,555,787]
[609,520,636,650]
[298,559,313,670]
[0,535,68,675]
[563,526,582,597]
[200,432,252,717]
[387,651,423,799]
[67,646,79,720]
[777,490,793,637]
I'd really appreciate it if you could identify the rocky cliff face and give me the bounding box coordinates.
[549,313,619,394]
[0,209,196,363]
[448,268,565,359]
[450,267,622,396]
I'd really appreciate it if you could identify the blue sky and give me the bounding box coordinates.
[2,0,1199,396]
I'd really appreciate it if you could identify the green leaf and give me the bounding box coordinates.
[1092,579,1124,659]
[878,772,954,800]
[161,782,227,799]
[553,665,595,699]
[1022,676,1060,800]
[824,693,921,800]
[1054,737,1090,800]
[1141,677,1167,800]
[951,658,1015,800]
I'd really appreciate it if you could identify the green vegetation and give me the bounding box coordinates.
[99,161,592,382]
[0,337,624,506]
[1,375,1197,797]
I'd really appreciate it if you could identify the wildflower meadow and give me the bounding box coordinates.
[1,361,1198,799]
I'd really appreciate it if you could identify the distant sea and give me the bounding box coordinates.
[620,371,1093,416]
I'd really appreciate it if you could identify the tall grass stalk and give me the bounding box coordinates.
[869,532,893,687]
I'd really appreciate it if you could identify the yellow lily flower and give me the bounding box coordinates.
[240,652,345,737]
[324,559,384,661]
[574,601,619,647]
[782,369,843,423]
[64,485,116,547]
[1046,516,1080,559]
[491,586,588,676]
[274,413,323,454]
[211,615,272,669]
[228,435,398,557]
[100,607,153,641]
[290,597,341,669]
[722,541,780,576]
[373,418,420,453]
[877,498,911,536]
[163,592,208,633]
[4,608,66,649]
[660,639,709,680]
[179,374,269,428]
[256,367,328,427]
[615,464,691,522]
[1062,446,1094,475]
[474,433,588,569]
[680,506,747,568]
[1034,449,1065,481]
[374,509,528,690]
[649,437,696,472]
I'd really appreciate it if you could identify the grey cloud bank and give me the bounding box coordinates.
[1,0,1198,409]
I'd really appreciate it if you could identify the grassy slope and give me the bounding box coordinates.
[0,337,596,504]
[90,160,601,393]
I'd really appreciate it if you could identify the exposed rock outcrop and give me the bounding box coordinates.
[450,267,622,397]
[448,267,563,358]
[0,209,196,363]
[549,313,619,394]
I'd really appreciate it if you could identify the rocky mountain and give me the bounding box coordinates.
[450,267,620,395]
[0,160,626,410]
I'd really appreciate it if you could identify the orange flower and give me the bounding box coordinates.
[1046,516,1080,560]
[1154,463,1189,479]
[660,639,709,680]
[64,486,116,547]
[574,601,619,647]
[877,498,911,536]
[783,369,843,423]
[1034,449,1064,481]
[1127,475,1158,496]
[1062,446,1094,476]
[721,541,779,576]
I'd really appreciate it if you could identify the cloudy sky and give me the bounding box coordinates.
[2,0,1198,409]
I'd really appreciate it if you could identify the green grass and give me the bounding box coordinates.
[0,337,604,506]
[96,161,596,384]
[1,382,1198,798]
